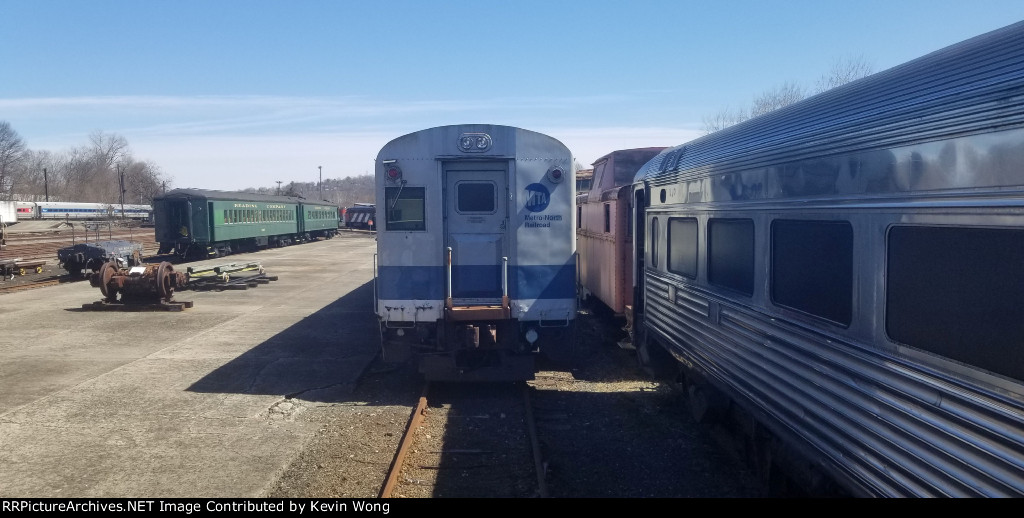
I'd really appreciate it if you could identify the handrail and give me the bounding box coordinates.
[373,253,379,313]
[502,256,508,298]
[446,247,453,300]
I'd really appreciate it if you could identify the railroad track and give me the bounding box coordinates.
[380,381,546,498]
[0,277,65,295]
[3,228,159,263]
[0,226,160,295]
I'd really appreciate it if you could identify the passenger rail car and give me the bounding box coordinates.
[374,124,576,381]
[631,22,1024,497]
[154,189,338,261]
[14,201,152,220]
[576,147,665,319]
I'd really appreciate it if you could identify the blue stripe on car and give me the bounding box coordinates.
[377,264,575,300]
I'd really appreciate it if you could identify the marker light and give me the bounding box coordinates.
[386,166,402,182]
[547,166,565,183]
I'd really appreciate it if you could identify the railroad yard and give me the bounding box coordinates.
[0,227,777,498]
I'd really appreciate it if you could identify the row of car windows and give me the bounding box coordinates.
[305,209,337,220]
[648,216,1024,383]
[223,209,295,224]
[222,209,339,224]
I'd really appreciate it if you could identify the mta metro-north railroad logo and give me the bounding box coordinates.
[524,183,550,212]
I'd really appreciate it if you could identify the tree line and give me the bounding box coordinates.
[0,121,170,205]
[702,56,875,134]
[0,119,377,209]
[241,174,375,209]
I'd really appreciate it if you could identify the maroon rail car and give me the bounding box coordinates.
[576,147,665,319]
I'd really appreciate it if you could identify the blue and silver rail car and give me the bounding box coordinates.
[631,21,1024,497]
[374,124,576,381]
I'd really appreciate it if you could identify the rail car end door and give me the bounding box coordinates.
[444,164,509,305]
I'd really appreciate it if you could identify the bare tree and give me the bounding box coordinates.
[0,121,28,199]
[814,55,874,94]
[701,82,805,135]
[12,149,57,200]
[88,131,129,169]
[243,174,375,208]
[122,159,165,204]
[702,107,749,134]
[749,81,806,118]
[702,57,876,134]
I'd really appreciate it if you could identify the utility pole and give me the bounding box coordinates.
[43,167,49,202]
[276,180,282,195]
[318,166,322,200]
[118,164,126,220]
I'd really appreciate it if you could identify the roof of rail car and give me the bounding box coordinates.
[376,124,571,159]
[590,147,667,191]
[154,188,304,204]
[635,21,1024,186]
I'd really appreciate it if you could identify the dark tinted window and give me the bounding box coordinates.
[604,204,611,233]
[457,182,494,213]
[385,186,426,231]
[772,220,852,325]
[708,218,754,296]
[650,217,659,268]
[887,226,1024,382]
[668,217,698,279]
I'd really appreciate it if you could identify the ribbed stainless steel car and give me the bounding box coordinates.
[631,21,1024,496]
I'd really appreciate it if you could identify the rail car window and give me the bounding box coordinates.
[385,186,426,231]
[887,226,1024,382]
[668,217,698,279]
[577,206,581,229]
[650,217,660,268]
[457,182,495,213]
[771,220,852,326]
[708,218,754,296]
[604,204,611,233]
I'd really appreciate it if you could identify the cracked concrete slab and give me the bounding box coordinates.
[0,233,379,497]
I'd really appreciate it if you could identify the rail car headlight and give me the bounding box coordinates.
[546,166,565,183]
[458,133,492,153]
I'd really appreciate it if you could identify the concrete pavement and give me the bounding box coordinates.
[0,233,380,497]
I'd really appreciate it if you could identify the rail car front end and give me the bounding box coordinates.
[374,124,577,381]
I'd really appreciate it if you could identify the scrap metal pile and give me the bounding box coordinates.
[82,260,276,311]
[183,262,277,291]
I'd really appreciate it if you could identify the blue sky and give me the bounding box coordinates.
[1,1,1022,191]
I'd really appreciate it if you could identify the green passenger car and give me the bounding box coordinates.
[154,188,339,261]
[211,199,300,242]
[299,202,341,237]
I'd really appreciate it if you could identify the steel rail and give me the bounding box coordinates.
[380,382,430,498]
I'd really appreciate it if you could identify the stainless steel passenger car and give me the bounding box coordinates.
[13,201,152,220]
[632,22,1024,496]
[374,124,577,381]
